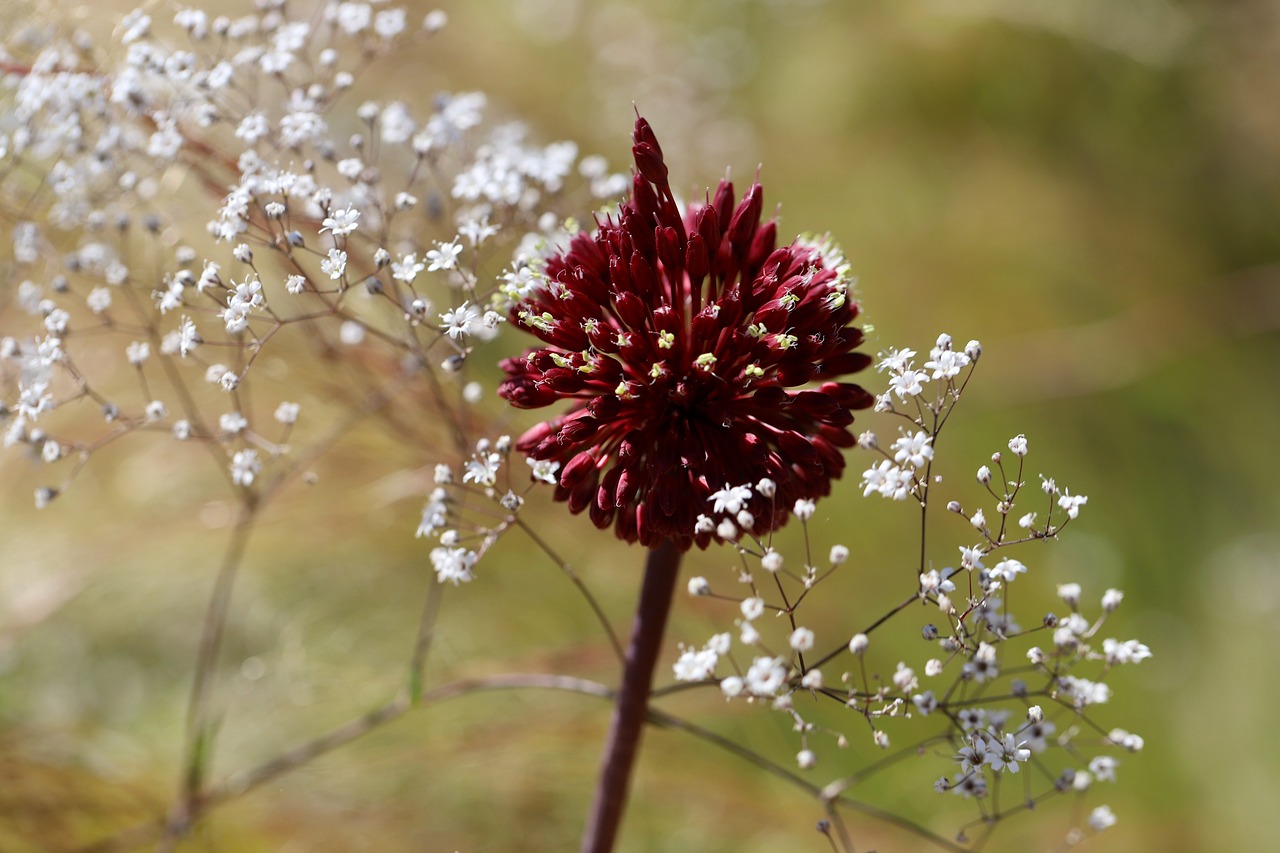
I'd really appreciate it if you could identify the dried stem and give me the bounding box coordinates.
[157,501,257,851]
[580,538,683,853]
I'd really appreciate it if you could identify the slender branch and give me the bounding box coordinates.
[514,516,624,662]
[581,539,683,853]
[157,501,257,851]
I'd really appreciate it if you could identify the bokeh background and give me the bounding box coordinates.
[3,0,1279,850]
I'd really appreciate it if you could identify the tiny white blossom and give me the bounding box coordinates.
[230,449,261,486]
[687,576,710,596]
[673,645,719,682]
[1088,805,1117,832]
[321,248,348,280]
[274,401,300,425]
[888,369,929,399]
[891,429,934,468]
[744,656,788,696]
[441,302,482,339]
[789,627,815,652]
[430,546,477,585]
[708,483,753,515]
[1089,755,1119,783]
[426,238,463,271]
[463,451,501,486]
[1102,638,1152,665]
[876,347,915,373]
[1008,434,1028,456]
[990,558,1027,583]
[321,206,360,236]
[527,458,559,484]
[740,597,765,621]
[1058,490,1089,519]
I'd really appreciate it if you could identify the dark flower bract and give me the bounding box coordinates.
[499,116,873,550]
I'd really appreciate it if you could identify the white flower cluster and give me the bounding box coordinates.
[0,5,617,513]
[671,335,1145,846]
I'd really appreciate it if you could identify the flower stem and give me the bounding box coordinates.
[581,538,683,853]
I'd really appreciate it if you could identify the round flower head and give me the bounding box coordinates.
[499,116,873,549]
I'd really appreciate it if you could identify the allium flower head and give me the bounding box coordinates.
[499,116,873,549]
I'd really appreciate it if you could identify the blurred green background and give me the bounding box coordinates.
[3,0,1279,850]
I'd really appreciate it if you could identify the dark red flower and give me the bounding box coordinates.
[499,116,873,550]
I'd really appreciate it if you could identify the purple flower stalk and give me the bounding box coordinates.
[500,115,873,853]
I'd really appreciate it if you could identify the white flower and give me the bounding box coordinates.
[1058,490,1088,519]
[740,597,765,621]
[925,349,970,379]
[219,411,248,434]
[321,248,347,279]
[891,429,934,468]
[87,287,112,314]
[1089,755,1119,783]
[1008,434,1028,456]
[463,451,501,486]
[796,749,816,770]
[888,369,929,399]
[274,401,300,425]
[959,545,986,571]
[687,576,710,596]
[719,676,744,698]
[986,733,1031,773]
[789,627,814,652]
[126,341,150,365]
[876,347,915,373]
[1058,583,1082,607]
[892,662,917,692]
[1102,588,1124,612]
[708,483,753,515]
[426,238,463,271]
[673,645,719,682]
[430,546,477,585]
[321,206,360,236]
[441,301,482,339]
[527,458,559,484]
[1108,728,1144,752]
[230,449,261,486]
[1059,675,1111,708]
[391,253,425,283]
[912,690,937,715]
[989,558,1027,583]
[1102,638,1152,665]
[1088,805,1117,832]
[374,7,406,38]
[744,656,788,696]
[848,633,868,655]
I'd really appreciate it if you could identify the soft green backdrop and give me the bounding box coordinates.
[2,0,1277,850]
